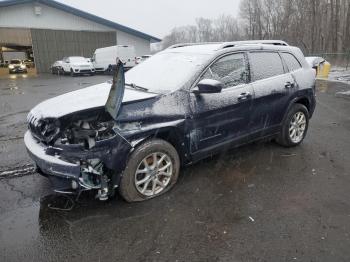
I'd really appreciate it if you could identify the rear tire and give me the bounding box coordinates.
[119,139,180,202]
[276,103,309,147]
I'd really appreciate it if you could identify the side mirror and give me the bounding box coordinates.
[193,79,223,94]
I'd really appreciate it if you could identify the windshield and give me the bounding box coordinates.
[69,57,87,63]
[125,52,211,93]
[10,60,21,64]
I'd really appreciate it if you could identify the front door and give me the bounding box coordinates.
[189,52,253,159]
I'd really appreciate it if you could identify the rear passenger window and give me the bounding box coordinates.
[201,53,248,88]
[281,53,302,72]
[249,52,284,81]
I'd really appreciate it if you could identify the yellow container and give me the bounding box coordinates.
[317,61,331,79]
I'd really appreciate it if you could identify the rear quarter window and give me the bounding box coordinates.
[281,52,302,72]
[249,52,284,81]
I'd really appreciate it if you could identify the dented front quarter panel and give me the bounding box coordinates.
[116,89,192,163]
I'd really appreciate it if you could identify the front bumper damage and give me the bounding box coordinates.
[25,60,133,200]
[24,130,132,196]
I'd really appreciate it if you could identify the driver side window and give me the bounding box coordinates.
[201,53,248,88]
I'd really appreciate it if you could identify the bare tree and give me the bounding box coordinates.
[238,0,350,53]
[161,15,242,49]
[161,0,350,53]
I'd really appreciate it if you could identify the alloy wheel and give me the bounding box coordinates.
[134,152,173,197]
[289,111,306,143]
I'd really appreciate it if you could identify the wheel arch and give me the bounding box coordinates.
[129,126,189,165]
[283,96,311,123]
[294,96,311,112]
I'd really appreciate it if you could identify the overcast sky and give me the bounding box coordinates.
[59,0,241,38]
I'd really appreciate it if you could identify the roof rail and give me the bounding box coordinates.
[167,42,222,49]
[167,40,288,50]
[219,40,289,49]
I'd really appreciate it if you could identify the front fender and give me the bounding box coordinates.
[121,119,190,164]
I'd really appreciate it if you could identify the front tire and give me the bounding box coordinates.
[119,139,180,202]
[276,103,309,147]
[70,68,76,77]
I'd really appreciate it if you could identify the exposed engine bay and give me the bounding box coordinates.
[59,113,116,149]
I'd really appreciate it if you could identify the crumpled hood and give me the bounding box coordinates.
[29,82,158,119]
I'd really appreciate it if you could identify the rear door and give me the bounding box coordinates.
[248,51,294,135]
[189,52,254,158]
[280,52,305,89]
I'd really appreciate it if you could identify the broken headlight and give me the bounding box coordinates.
[30,118,60,144]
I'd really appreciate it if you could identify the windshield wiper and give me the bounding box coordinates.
[125,83,148,91]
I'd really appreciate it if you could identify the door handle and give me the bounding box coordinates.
[285,81,295,89]
[237,92,251,101]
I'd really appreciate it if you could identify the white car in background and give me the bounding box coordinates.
[92,45,136,72]
[8,59,27,74]
[61,56,95,76]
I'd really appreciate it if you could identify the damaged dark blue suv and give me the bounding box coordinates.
[25,40,316,202]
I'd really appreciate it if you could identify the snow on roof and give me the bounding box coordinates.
[166,44,223,54]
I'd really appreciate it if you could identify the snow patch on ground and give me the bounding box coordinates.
[335,90,350,98]
[328,66,350,85]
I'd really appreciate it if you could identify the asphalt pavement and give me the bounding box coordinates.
[0,72,350,262]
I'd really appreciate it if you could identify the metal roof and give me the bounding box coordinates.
[0,0,161,42]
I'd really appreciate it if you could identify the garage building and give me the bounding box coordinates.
[0,0,161,73]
